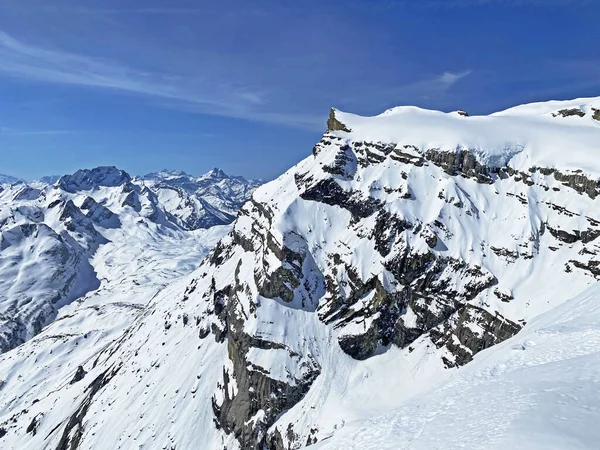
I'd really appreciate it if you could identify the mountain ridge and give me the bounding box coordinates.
[0,96,599,449]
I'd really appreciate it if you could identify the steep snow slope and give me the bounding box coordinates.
[139,168,261,229]
[0,97,599,450]
[314,282,600,450]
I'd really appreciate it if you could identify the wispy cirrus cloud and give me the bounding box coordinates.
[343,69,472,111]
[0,30,326,129]
[0,30,261,109]
[423,70,472,90]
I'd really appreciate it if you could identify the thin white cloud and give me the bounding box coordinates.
[438,70,472,87]
[0,30,325,128]
[0,30,330,130]
[397,70,472,97]
[0,30,471,131]
[0,30,254,110]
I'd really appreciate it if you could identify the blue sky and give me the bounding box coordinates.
[0,0,599,181]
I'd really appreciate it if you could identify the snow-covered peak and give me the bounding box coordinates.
[0,162,250,354]
[143,167,251,184]
[0,173,24,185]
[38,175,61,185]
[58,166,132,193]
[330,97,600,175]
[202,167,228,179]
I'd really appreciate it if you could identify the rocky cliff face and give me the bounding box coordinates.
[204,112,600,448]
[1,98,600,450]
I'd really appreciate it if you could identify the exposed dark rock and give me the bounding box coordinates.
[494,289,514,302]
[425,149,494,184]
[121,191,141,211]
[69,366,87,384]
[552,108,585,118]
[322,144,357,179]
[26,415,39,435]
[212,287,320,450]
[548,225,600,244]
[490,246,520,263]
[570,259,600,278]
[538,168,600,199]
[300,179,381,221]
[327,108,351,132]
[56,366,121,450]
[432,306,521,367]
[80,197,121,228]
[59,166,132,193]
[372,210,412,257]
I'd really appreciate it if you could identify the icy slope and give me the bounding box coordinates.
[0,97,599,450]
[140,168,262,229]
[313,282,600,450]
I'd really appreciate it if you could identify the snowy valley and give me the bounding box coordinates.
[0,167,259,353]
[0,97,599,450]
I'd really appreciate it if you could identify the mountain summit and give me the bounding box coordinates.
[1,97,599,449]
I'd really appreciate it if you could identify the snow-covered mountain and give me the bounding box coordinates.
[38,175,61,185]
[0,166,249,354]
[1,97,600,449]
[0,174,24,185]
[139,168,262,229]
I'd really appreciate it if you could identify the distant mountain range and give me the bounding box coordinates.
[0,174,24,185]
[1,167,261,229]
[139,168,262,229]
[0,166,260,354]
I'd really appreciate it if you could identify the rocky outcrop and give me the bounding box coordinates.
[431,306,521,367]
[56,366,121,450]
[327,108,351,132]
[300,178,382,221]
[425,149,495,183]
[552,108,585,117]
[80,197,121,228]
[547,169,600,199]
